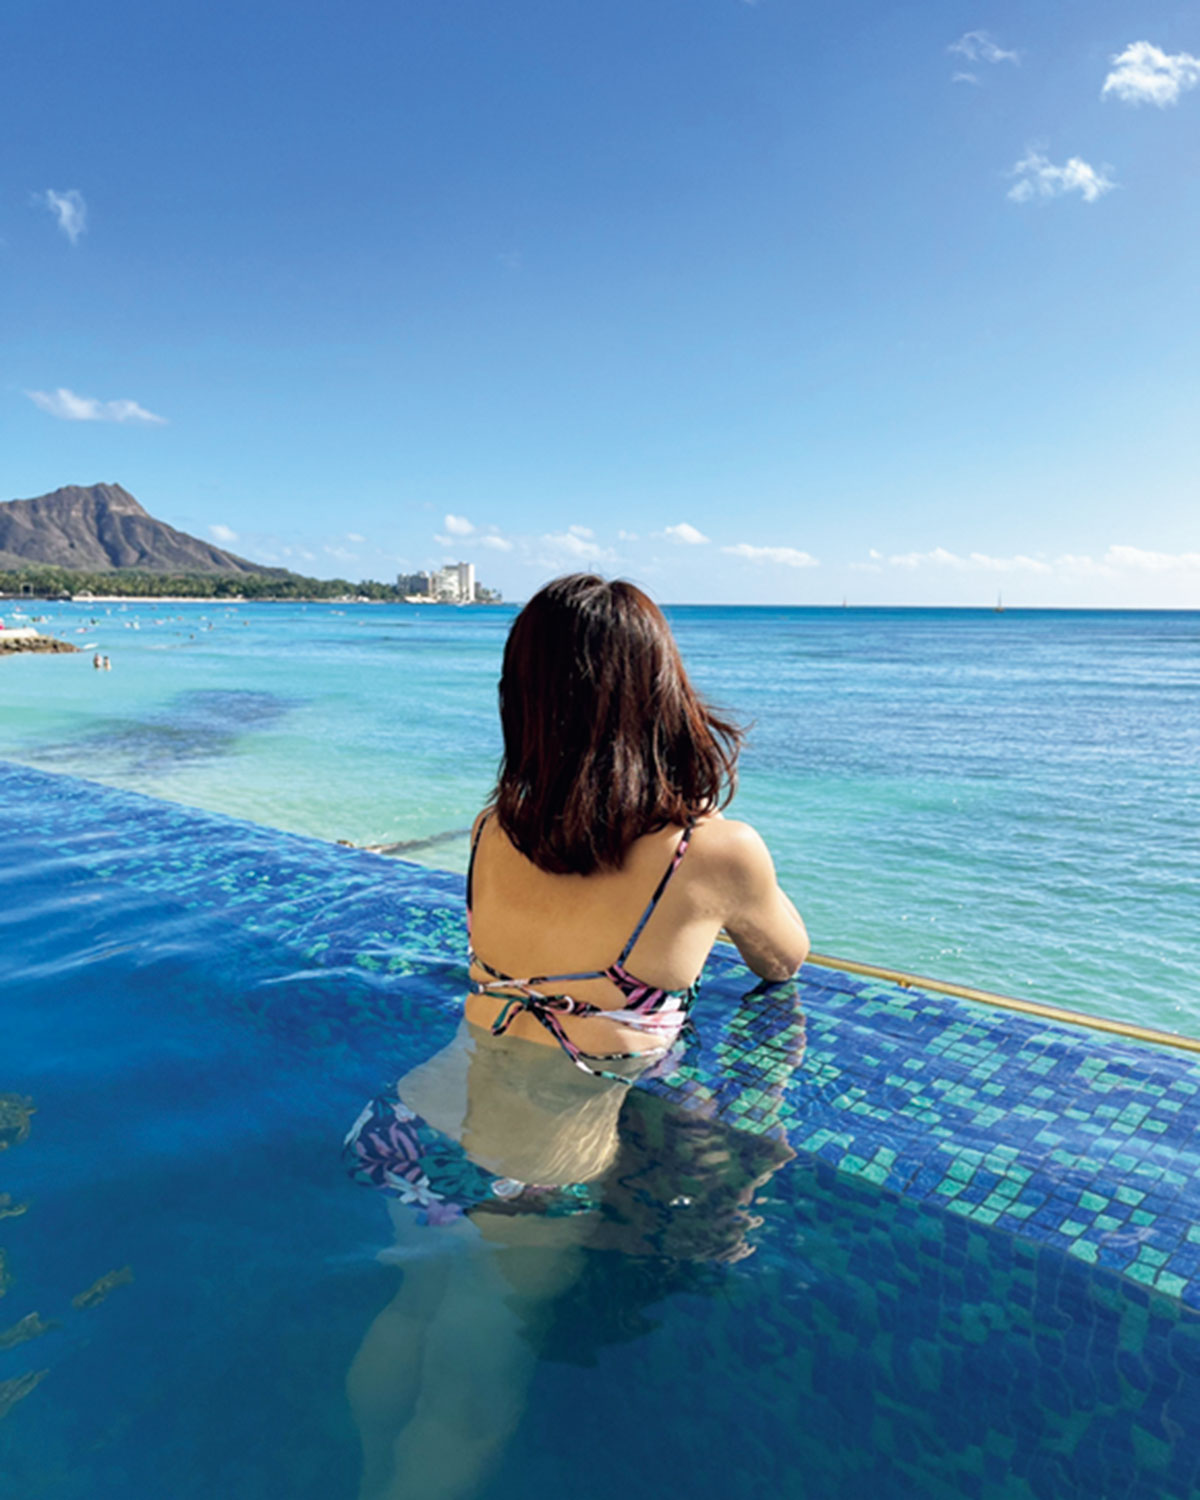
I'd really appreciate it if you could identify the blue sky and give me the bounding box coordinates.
[3,0,1198,604]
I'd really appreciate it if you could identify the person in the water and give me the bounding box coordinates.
[345,574,809,1500]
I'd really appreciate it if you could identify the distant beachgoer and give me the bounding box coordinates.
[102,656,112,671]
[344,575,809,1500]
[93,654,102,669]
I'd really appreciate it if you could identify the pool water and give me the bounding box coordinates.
[3,762,1199,1499]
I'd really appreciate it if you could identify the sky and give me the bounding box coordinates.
[2,0,1198,606]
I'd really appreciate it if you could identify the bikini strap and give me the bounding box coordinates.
[465,811,490,915]
[614,821,696,966]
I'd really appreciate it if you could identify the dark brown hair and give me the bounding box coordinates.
[493,574,742,874]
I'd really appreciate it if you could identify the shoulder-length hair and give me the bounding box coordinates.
[492,574,742,874]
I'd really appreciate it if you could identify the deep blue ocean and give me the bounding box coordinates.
[2,600,1197,1032]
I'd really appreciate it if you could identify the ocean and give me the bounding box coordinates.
[1,600,1197,1033]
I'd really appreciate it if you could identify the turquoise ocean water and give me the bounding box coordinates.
[1,600,1197,1032]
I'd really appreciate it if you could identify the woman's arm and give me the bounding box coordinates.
[711,820,810,982]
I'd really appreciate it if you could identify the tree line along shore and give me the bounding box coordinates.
[0,567,501,603]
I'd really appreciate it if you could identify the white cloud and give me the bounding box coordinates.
[949,31,1020,66]
[346,532,365,543]
[1054,553,1118,578]
[723,543,818,568]
[1105,544,1200,572]
[663,522,710,545]
[539,529,614,562]
[885,547,1051,574]
[38,188,87,244]
[1007,149,1114,204]
[617,529,639,541]
[436,521,515,551]
[1029,547,1200,579]
[26,387,167,424]
[952,72,980,87]
[568,524,594,538]
[209,523,239,544]
[1102,41,1200,107]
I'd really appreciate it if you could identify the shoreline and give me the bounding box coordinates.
[0,594,502,606]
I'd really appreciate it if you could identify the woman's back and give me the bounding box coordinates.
[465,809,808,1064]
[465,814,719,1057]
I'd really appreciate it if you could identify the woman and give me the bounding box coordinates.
[344,574,809,1500]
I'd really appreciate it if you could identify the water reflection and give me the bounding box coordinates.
[344,980,805,1500]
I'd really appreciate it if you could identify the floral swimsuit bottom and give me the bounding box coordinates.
[343,1092,601,1227]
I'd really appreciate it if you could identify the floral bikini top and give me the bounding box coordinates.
[466,814,700,1081]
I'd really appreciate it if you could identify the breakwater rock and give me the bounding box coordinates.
[0,630,79,655]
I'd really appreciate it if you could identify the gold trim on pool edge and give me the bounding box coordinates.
[806,951,1200,1057]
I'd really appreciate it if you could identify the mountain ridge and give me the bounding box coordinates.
[0,484,285,576]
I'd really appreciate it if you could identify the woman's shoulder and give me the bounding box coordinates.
[686,814,778,887]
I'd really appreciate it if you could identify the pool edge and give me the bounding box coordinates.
[807,949,1200,1056]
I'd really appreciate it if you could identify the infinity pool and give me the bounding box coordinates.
[2,761,1198,1499]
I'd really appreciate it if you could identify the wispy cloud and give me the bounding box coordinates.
[436,516,518,551]
[948,31,1020,66]
[1050,546,1200,579]
[27,387,167,424]
[1105,544,1200,572]
[662,522,710,545]
[539,529,614,562]
[37,188,87,244]
[723,543,818,568]
[209,523,238,544]
[952,72,980,87]
[1007,149,1114,204]
[868,545,1200,578]
[346,532,365,543]
[885,547,1052,573]
[1102,41,1200,107]
[323,543,359,563]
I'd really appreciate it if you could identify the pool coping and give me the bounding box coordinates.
[807,951,1200,1057]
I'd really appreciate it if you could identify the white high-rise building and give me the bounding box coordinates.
[431,562,475,603]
